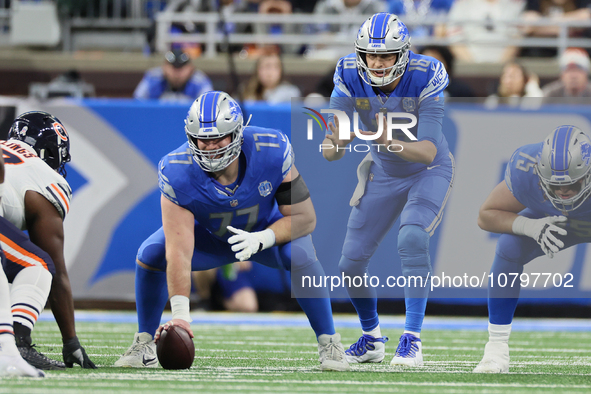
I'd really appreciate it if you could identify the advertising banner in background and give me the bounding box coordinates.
[4,97,590,303]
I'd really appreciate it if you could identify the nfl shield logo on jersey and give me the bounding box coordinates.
[258,181,272,197]
[230,199,238,207]
[402,98,416,112]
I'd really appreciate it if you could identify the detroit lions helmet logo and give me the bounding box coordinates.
[258,181,272,197]
[581,141,591,166]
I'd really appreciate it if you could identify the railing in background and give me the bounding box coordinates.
[154,13,591,59]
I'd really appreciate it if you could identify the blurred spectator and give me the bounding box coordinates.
[290,0,321,12]
[133,49,213,101]
[485,62,543,107]
[420,45,476,97]
[29,69,95,100]
[543,48,591,99]
[240,52,302,103]
[192,262,258,313]
[306,0,386,59]
[445,0,525,63]
[521,0,591,57]
[388,0,454,37]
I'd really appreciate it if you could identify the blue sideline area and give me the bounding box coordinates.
[38,310,591,332]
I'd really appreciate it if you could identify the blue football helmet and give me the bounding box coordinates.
[8,111,71,177]
[536,125,591,212]
[185,91,244,172]
[355,13,411,87]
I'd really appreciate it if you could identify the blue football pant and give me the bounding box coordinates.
[339,154,454,333]
[135,224,335,338]
[489,208,588,324]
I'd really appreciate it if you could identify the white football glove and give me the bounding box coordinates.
[512,215,567,258]
[227,226,275,261]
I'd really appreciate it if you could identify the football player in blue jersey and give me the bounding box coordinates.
[115,91,349,371]
[474,125,591,373]
[322,13,454,367]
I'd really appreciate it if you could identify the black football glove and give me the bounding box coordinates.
[62,336,97,369]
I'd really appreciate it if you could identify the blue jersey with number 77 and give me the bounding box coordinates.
[157,126,293,242]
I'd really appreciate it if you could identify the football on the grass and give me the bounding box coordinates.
[156,325,195,369]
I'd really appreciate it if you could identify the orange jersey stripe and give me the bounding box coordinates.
[50,184,70,213]
[0,234,48,270]
[11,308,38,321]
[0,329,14,334]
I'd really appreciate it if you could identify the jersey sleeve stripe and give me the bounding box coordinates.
[50,184,70,213]
[0,235,48,270]
[56,183,72,199]
[45,186,68,217]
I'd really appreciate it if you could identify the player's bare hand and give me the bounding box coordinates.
[326,116,355,148]
[155,319,194,343]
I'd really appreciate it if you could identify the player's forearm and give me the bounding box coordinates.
[48,271,77,340]
[392,140,437,165]
[165,253,193,298]
[477,209,519,234]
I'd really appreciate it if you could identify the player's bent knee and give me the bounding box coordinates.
[136,259,165,272]
[398,225,429,255]
[338,256,370,275]
[495,234,537,265]
[12,265,52,294]
[289,236,317,271]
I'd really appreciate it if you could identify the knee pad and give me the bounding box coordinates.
[495,234,538,265]
[398,225,431,276]
[288,235,317,271]
[338,256,370,277]
[136,241,167,271]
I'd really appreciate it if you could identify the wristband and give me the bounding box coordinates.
[170,295,192,323]
[511,216,529,236]
[260,228,276,251]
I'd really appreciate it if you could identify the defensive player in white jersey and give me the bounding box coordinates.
[1,111,95,370]
[0,152,45,378]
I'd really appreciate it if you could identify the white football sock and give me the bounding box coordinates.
[488,322,511,343]
[363,326,382,339]
[403,330,420,338]
[10,266,52,331]
[0,267,18,356]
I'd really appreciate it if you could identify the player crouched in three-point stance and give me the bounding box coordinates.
[0,152,45,378]
[323,13,453,367]
[0,112,95,370]
[115,91,349,371]
[474,125,591,373]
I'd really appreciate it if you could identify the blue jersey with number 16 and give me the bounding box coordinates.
[330,50,450,176]
[157,126,293,242]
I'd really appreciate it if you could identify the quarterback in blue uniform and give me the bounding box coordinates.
[475,125,591,373]
[115,91,349,371]
[322,13,454,367]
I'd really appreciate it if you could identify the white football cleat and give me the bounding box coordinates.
[344,334,389,363]
[318,333,350,371]
[0,340,45,378]
[390,333,423,367]
[114,332,158,368]
[473,341,509,373]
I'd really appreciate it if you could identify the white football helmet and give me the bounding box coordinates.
[185,91,244,172]
[536,125,591,212]
[355,13,411,87]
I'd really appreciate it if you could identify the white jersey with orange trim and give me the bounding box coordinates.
[0,139,71,230]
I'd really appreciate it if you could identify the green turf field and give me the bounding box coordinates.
[1,315,590,393]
